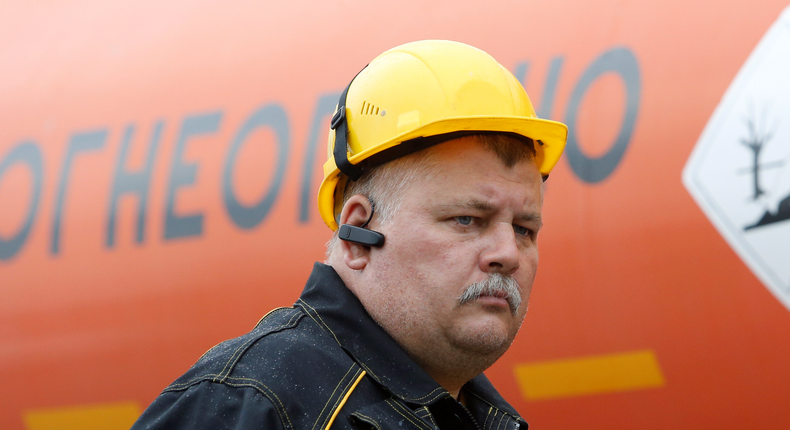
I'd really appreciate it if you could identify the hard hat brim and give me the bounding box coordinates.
[318,115,568,230]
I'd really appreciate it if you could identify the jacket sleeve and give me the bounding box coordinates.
[131,381,287,430]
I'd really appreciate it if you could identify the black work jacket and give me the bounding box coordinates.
[132,263,528,430]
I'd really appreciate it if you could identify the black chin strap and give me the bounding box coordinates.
[330,67,367,182]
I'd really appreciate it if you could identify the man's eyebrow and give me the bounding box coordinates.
[437,199,495,212]
[518,212,543,226]
[443,199,542,224]
[464,199,495,212]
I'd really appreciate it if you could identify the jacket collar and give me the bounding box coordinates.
[296,263,521,417]
[296,263,445,404]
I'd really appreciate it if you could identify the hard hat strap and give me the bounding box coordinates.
[331,67,367,182]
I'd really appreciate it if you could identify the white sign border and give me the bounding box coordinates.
[682,6,790,312]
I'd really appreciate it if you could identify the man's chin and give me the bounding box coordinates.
[448,320,517,358]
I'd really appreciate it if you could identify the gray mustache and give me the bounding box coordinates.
[458,273,522,315]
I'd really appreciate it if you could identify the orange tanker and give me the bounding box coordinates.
[2,1,790,429]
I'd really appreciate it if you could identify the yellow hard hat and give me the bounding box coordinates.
[318,40,568,230]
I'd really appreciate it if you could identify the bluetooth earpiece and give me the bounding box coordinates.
[338,205,385,247]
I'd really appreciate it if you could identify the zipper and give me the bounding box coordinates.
[459,402,482,430]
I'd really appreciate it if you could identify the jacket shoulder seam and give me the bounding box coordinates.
[162,375,294,430]
[214,308,304,382]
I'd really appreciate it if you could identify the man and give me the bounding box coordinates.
[132,40,567,430]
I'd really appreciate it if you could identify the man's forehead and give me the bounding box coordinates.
[430,143,541,183]
[443,134,536,166]
[425,136,538,172]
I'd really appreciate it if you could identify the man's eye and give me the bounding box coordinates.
[455,216,473,225]
[514,225,530,236]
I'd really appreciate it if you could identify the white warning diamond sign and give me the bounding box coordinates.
[683,6,790,311]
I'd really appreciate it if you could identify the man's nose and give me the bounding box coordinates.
[479,223,520,275]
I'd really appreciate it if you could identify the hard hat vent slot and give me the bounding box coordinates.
[361,101,380,116]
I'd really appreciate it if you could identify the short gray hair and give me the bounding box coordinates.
[325,149,438,258]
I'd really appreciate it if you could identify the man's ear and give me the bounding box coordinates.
[338,194,375,271]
